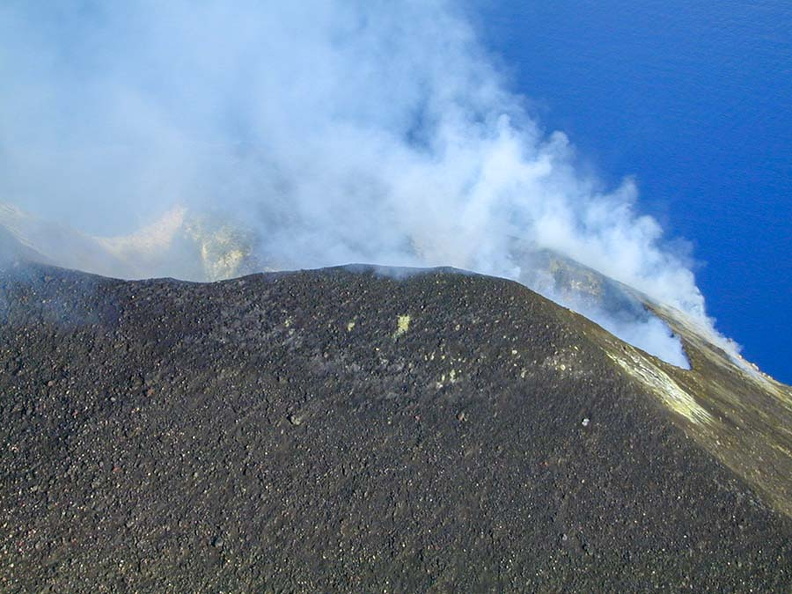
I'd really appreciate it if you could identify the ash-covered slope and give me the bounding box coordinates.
[1,262,791,592]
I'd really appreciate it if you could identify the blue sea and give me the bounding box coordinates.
[474,0,792,382]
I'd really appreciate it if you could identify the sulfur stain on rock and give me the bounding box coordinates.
[393,314,411,338]
[608,351,713,426]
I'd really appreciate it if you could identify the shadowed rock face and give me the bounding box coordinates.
[1,262,791,592]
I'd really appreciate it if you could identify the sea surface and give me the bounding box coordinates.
[474,0,792,382]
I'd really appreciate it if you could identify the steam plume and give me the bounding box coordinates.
[0,0,709,366]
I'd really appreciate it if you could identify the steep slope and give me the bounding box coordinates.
[1,262,791,592]
[524,249,792,519]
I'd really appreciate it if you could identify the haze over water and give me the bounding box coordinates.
[473,0,792,382]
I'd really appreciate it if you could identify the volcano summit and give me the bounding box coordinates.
[1,254,791,592]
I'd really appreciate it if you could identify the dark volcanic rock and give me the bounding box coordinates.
[1,262,791,592]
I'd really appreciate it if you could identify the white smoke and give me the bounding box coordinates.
[0,0,707,367]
